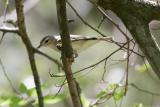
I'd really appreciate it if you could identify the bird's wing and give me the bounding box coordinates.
[54,35,98,42]
[54,35,112,42]
[53,35,112,52]
[54,35,61,41]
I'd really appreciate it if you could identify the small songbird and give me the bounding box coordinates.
[37,34,111,57]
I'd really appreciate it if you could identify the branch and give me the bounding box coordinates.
[0,26,18,33]
[14,0,44,107]
[56,0,82,107]
[67,1,143,58]
[130,83,160,96]
[33,48,62,68]
[96,0,160,78]
[77,41,127,73]
[67,1,108,37]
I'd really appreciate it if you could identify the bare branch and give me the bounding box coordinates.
[67,1,143,59]
[0,32,5,44]
[33,48,62,68]
[15,0,43,106]
[56,0,82,107]
[2,0,9,23]
[88,0,130,40]
[67,1,109,37]
[96,0,160,78]
[97,15,105,29]
[53,79,66,98]
[124,38,130,95]
[76,41,128,73]
[130,83,160,96]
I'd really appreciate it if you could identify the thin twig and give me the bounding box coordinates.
[33,48,62,68]
[67,1,143,58]
[102,59,108,81]
[130,83,160,96]
[0,32,5,44]
[49,41,131,78]
[53,79,66,98]
[76,41,129,74]
[88,0,129,40]
[124,38,130,95]
[49,69,65,77]
[0,58,19,94]
[141,57,156,81]
[97,15,105,29]
[90,85,117,107]
[113,41,144,57]
[66,1,108,37]
[3,0,9,23]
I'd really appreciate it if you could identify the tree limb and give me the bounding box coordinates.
[14,0,44,107]
[96,0,160,78]
[56,0,82,107]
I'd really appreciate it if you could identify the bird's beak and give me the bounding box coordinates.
[37,44,41,49]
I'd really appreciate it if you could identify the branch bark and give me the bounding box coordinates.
[96,0,160,78]
[56,0,82,107]
[15,0,44,107]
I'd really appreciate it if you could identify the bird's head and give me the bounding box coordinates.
[37,35,57,49]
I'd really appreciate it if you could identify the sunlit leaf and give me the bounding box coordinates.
[0,94,27,107]
[19,83,28,93]
[17,100,27,106]
[113,91,124,101]
[27,88,37,97]
[133,103,144,107]
[138,63,150,73]
[44,95,65,104]
[0,99,10,106]
[0,95,9,100]
[96,91,106,98]
[80,94,90,107]
[108,83,117,91]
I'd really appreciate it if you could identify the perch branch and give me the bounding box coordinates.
[15,0,44,107]
[56,0,82,107]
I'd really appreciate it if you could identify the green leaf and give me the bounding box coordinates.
[113,91,124,101]
[17,100,26,106]
[96,91,106,98]
[44,95,65,104]
[19,83,28,93]
[0,99,10,106]
[0,95,26,107]
[9,95,22,107]
[108,83,117,90]
[138,63,150,73]
[27,88,37,97]
[80,94,90,107]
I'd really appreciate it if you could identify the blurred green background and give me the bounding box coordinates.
[0,0,160,107]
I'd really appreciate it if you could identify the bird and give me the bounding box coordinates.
[37,34,112,57]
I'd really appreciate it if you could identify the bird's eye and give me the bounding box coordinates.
[45,40,49,43]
